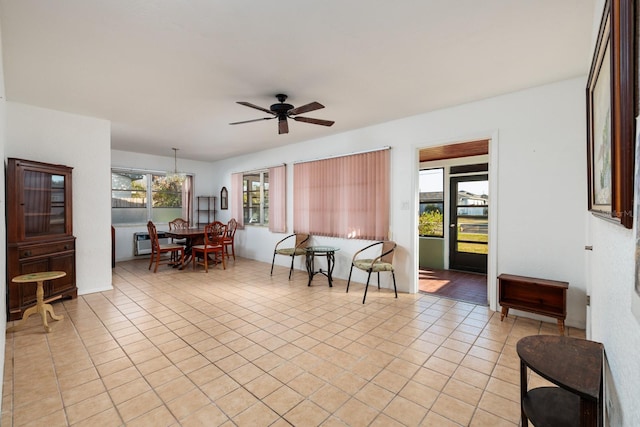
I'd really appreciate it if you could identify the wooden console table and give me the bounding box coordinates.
[498,273,568,334]
[517,335,603,427]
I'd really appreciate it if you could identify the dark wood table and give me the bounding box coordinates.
[164,227,205,269]
[517,335,604,427]
[499,273,568,334]
[305,246,339,287]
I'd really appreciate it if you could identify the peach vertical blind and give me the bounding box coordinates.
[269,165,287,233]
[293,148,390,240]
[231,172,244,229]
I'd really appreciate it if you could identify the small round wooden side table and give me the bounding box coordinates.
[8,271,66,333]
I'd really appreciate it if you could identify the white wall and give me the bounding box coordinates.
[588,218,640,425]
[111,149,219,261]
[584,0,640,424]
[5,102,113,295]
[210,77,588,328]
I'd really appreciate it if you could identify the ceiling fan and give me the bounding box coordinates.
[230,94,335,135]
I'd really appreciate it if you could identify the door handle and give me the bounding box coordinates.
[450,224,456,228]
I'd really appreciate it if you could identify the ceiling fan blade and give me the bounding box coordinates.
[229,117,275,125]
[237,101,275,115]
[288,101,324,115]
[278,118,289,134]
[293,116,335,127]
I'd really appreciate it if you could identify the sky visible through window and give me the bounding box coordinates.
[420,169,488,197]
[419,169,443,192]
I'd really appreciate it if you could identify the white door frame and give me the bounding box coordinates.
[414,132,499,311]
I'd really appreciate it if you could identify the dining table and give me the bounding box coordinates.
[164,227,206,269]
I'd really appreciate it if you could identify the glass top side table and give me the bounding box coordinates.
[305,246,340,287]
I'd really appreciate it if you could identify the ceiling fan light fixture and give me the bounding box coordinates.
[230,94,335,134]
[166,148,186,183]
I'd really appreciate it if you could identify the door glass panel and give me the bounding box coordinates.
[24,171,66,238]
[456,180,488,255]
[419,168,444,237]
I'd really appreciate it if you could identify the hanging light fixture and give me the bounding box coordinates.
[166,148,186,182]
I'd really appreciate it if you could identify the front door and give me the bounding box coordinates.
[449,174,488,273]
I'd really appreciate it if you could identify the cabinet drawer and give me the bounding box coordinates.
[19,240,75,259]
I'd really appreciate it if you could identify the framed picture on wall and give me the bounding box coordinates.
[220,186,228,210]
[586,0,636,229]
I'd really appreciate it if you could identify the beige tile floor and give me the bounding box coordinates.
[2,257,584,426]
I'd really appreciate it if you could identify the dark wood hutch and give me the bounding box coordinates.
[6,158,77,321]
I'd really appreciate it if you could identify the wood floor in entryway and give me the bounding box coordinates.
[419,269,488,306]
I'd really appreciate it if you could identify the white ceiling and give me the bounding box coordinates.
[0,0,596,162]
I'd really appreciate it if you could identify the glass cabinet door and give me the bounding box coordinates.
[23,170,67,238]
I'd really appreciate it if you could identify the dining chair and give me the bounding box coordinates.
[147,221,185,273]
[168,218,189,262]
[223,218,238,260]
[192,221,227,272]
[346,241,397,303]
[270,233,310,280]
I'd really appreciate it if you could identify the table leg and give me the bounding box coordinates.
[306,252,314,286]
[45,304,64,321]
[580,398,598,427]
[557,319,565,335]
[6,303,39,332]
[326,252,334,287]
[179,241,191,270]
[520,359,529,427]
[36,280,54,333]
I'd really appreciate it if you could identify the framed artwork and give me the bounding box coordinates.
[220,186,228,210]
[586,0,636,229]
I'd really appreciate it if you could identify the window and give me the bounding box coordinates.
[419,168,444,237]
[111,170,193,224]
[243,171,269,226]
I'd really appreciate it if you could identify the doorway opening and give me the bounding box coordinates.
[418,140,490,305]
[418,268,487,305]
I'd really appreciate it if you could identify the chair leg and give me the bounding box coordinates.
[346,265,354,293]
[377,272,381,289]
[148,251,154,270]
[231,243,235,260]
[221,251,226,270]
[391,271,397,298]
[153,252,160,273]
[204,251,209,272]
[270,252,276,276]
[362,270,372,304]
[288,255,295,280]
